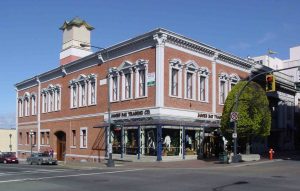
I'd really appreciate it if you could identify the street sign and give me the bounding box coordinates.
[230,112,238,121]
[232,133,237,139]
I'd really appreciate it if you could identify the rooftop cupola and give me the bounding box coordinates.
[59,17,94,65]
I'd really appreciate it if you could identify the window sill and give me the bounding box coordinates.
[70,146,76,149]
[41,144,50,147]
[88,103,97,106]
[110,100,120,103]
[184,98,197,101]
[135,96,148,100]
[121,98,133,101]
[199,100,209,103]
[80,146,87,149]
[169,95,182,99]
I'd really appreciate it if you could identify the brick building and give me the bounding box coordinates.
[15,18,253,162]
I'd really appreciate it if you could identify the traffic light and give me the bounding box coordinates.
[266,74,275,92]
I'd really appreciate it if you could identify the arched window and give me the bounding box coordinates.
[24,92,30,116]
[70,74,97,108]
[18,98,23,117]
[31,94,37,115]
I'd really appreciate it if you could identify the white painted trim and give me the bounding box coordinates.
[37,78,41,152]
[80,127,88,149]
[166,43,250,73]
[15,88,19,157]
[154,34,167,107]
[59,47,92,60]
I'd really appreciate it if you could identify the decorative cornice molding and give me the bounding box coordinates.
[153,33,167,46]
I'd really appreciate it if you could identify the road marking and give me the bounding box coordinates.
[230,159,283,168]
[0,169,143,184]
[0,169,77,177]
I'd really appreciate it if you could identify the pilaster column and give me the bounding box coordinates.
[212,53,218,113]
[15,88,19,157]
[37,77,41,152]
[153,33,167,108]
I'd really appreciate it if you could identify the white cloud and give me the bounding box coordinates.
[229,42,252,50]
[257,32,276,44]
[0,113,15,129]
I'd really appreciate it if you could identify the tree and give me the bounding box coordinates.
[221,81,271,154]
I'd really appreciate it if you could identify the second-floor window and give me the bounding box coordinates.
[171,68,179,96]
[124,73,132,99]
[199,76,206,101]
[186,72,193,99]
[169,59,183,98]
[18,99,23,117]
[31,95,36,115]
[70,74,97,108]
[112,75,119,101]
[24,97,30,116]
[220,80,226,104]
[42,85,61,113]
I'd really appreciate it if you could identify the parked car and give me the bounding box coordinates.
[0,152,19,164]
[27,153,57,165]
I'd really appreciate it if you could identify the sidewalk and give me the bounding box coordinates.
[58,150,300,170]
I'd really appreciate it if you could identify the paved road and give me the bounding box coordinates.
[0,159,299,191]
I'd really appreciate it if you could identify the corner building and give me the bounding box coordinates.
[15,18,253,162]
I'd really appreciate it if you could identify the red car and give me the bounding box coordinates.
[0,152,19,164]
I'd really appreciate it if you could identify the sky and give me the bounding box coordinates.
[0,0,299,128]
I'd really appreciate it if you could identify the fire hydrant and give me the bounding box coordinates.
[269,148,275,160]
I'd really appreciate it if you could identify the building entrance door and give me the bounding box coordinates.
[55,131,66,161]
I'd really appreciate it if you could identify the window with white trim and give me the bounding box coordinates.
[42,92,47,113]
[111,74,119,102]
[48,91,54,112]
[70,74,97,108]
[184,61,197,100]
[135,59,148,98]
[71,85,78,108]
[124,73,132,99]
[24,96,30,116]
[18,98,23,117]
[79,82,87,107]
[88,77,97,105]
[31,94,37,115]
[171,68,179,96]
[46,132,50,145]
[80,128,88,148]
[41,132,45,145]
[229,73,240,91]
[169,59,183,98]
[42,85,61,113]
[72,130,76,147]
[198,67,209,102]
[219,73,228,105]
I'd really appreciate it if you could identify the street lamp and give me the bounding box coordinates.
[9,134,12,152]
[29,130,34,156]
[80,43,115,167]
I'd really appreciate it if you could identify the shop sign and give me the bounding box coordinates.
[147,72,155,86]
[111,109,151,119]
[197,112,221,120]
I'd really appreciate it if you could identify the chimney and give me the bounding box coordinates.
[59,17,94,65]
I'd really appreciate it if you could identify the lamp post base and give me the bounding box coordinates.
[232,155,240,163]
[106,153,115,167]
